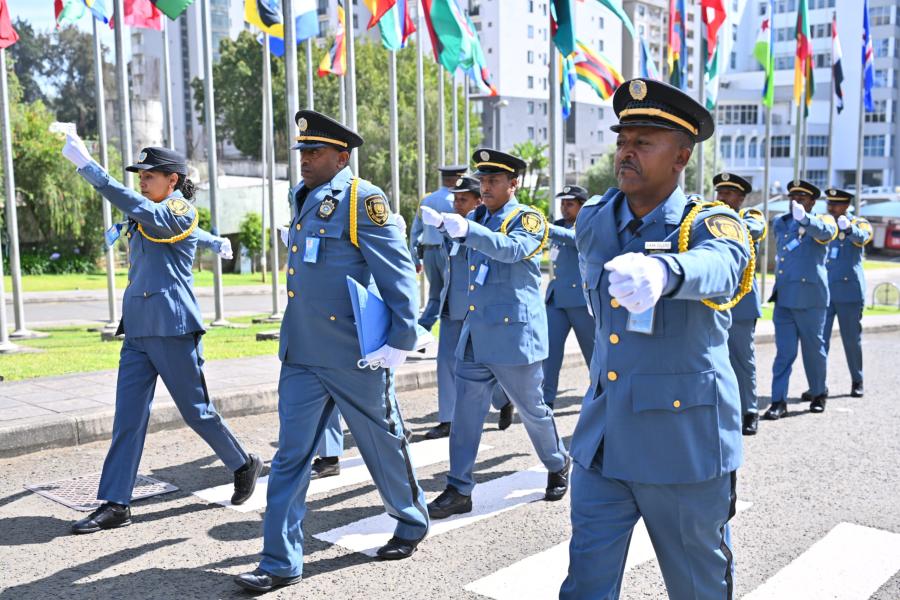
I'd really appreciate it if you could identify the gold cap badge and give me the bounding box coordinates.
[629,80,647,101]
[480,150,490,161]
[138,151,147,162]
[722,173,730,181]
[298,117,308,131]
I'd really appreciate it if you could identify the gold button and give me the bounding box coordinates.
[572,283,577,288]
[611,298,620,308]
[296,223,301,230]
[292,245,298,253]
[504,317,510,323]
[469,284,475,291]
[143,291,148,297]
[779,269,783,274]
[288,290,295,298]
[607,371,618,381]
[843,277,848,281]
[609,334,619,344]
[673,400,681,408]
[801,277,806,282]
[329,315,336,321]
[319,228,325,234]
[288,267,295,275]
[469,304,475,311]
[470,265,476,271]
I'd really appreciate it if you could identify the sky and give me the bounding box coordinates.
[9,0,120,46]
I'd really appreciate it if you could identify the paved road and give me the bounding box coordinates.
[1,333,899,599]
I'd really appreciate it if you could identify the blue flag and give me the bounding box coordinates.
[862,0,874,112]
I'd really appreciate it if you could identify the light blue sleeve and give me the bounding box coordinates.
[195,227,223,254]
[461,212,545,264]
[802,213,838,243]
[548,224,577,247]
[847,218,873,246]
[739,208,767,242]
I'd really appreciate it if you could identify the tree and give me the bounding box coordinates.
[238,211,266,274]
[511,140,549,216]
[581,151,617,197]
[8,19,49,105]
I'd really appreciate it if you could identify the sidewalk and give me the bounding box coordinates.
[2,315,899,459]
[4,284,276,305]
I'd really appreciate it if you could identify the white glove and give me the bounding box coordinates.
[394,213,407,233]
[604,253,669,314]
[791,201,807,223]
[420,205,444,227]
[443,213,469,238]
[62,134,93,169]
[217,237,233,260]
[279,226,289,248]
[837,215,851,230]
[361,344,408,370]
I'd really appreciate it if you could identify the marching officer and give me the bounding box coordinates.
[543,185,594,408]
[823,189,872,397]
[419,149,571,519]
[560,79,750,599]
[235,111,429,593]
[765,180,837,419]
[410,164,467,329]
[60,139,261,534]
[714,172,766,435]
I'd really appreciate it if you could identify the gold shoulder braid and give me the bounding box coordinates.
[349,177,361,248]
[739,207,768,242]
[137,204,200,244]
[678,201,756,311]
[499,207,549,260]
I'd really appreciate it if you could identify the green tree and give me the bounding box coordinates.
[581,151,617,197]
[8,19,49,105]
[511,140,549,215]
[238,211,266,274]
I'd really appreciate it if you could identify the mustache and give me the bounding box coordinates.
[617,161,640,174]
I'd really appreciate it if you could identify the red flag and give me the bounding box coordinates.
[0,0,19,48]
[111,0,163,30]
[700,0,726,62]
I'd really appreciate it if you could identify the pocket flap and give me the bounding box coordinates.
[631,370,718,412]
[483,303,528,324]
[311,222,345,239]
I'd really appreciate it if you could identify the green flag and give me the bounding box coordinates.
[596,0,636,39]
[151,0,195,20]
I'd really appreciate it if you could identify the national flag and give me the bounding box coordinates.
[639,35,660,80]
[318,0,346,77]
[701,0,727,109]
[371,0,415,51]
[667,0,687,90]
[150,0,193,20]
[550,0,576,56]
[793,0,811,106]
[111,0,162,30]
[831,13,844,114]
[420,0,473,72]
[561,53,577,119]
[595,0,636,38]
[573,40,623,101]
[862,0,874,112]
[362,0,397,30]
[753,0,775,107]
[245,0,283,37]
[55,0,86,26]
[461,9,496,95]
[0,0,17,48]
[84,0,112,23]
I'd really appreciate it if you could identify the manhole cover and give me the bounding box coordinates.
[25,473,179,512]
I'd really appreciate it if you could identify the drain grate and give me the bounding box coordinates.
[25,473,179,512]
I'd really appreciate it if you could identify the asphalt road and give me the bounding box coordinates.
[1,333,899,599]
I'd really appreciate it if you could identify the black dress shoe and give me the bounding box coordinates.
[545,457,571,501]
[498,403,514,431]
[424,422,451,440]
[234,568,301,593]
[232,454,263,505]
[427,486,473,520]
[801,387,828,403]
[851,381,864,398]
[310,456,340,480]
[72,502,131,534]
[376,534,426,560]
[809,393,827,413]
[742,413,759,436]
[763,402,788,420]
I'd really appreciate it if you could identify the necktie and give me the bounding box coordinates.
[295,187,310,212]
[626,218,643,238]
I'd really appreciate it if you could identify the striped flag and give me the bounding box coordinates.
[151,0,193,19]
[572,40,623,101]
[461,9,496,95]
[550,0,576,56]
[639,36,660,80]
[561,53,577,119]
[701,0,727,110]
[831,13,844,114]
[370,0,415,51]
[793,0,812,106]
[318,0,347,77]
[420,0,472,72]
[667,0,687,90]
[85,0,112,23]
[753,0,775,107]
[362,0,397,30]
[862,0,874,112]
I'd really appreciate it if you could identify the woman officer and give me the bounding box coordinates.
[61,135,262,534]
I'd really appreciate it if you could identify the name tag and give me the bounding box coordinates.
[644,241,672,252]
[303,237,320,263]
[549,246,560,261]
[785,238,801,252]
[475,263,489,286]
[449,242,460,256]
[829,246,840,260]
[626,306,655,335]
[104,224,121,247]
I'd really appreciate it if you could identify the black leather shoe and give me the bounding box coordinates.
[742,413,759,436]
[234,568,301,593]
[545,457,571,501]
[427,486,473,520]
[498,403,514,431]
[232,454,263,505]
[851,381,864,398]
[72,502,131,534]
[376,534,425,560]
[763,402,788,420]
[801,387,829,403]
[424,422,451,440]
[310,457,340,480]
[809,393,827,413]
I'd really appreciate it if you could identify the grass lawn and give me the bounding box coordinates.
[863,258,900,271]
[0,314,280,381]
[2,270,271,293]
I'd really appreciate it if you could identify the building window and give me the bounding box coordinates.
[735,136,746,160]
[528,76,534,89]
[865,99,888,123]
[528,0,534,13]
[543,102,548,115]
[874,38,891,58]
[528,101,535,115]
[873,69,889,88]
[749,137,758,159]
[597,107,604,119]
[811,22,832,39]
[528,25,534,39]
[806,170,827,188]
[638,4,645,16]
[721,136,732,160]
[870,5,892,26]
[775,55,794,70]
[770,135,790,158]
[814,52,831,69]
[717,104,759,125]
[863,135,886,157]
[528,126,535,140]
[599,17,604,28]
[598,40,604,52]
[806,135,828,157]
[527,51,534,64]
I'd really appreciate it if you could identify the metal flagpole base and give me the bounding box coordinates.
[208,319,236,328]
[0,339,22,353]
[9,329,48,340]
[252,313,283,324]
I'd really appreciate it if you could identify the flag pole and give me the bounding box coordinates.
[200,0,226,325]
[93,17,117,329]
[451,70,459,164]
[0,47,20,350]
[344,0,358,174]
[800,99,808,179]
[437,67,445,166]
[306,38,315,110]
[263,32,280,319]
[696,10,705,197]
[854,61,865,214]
[415,5,426,200]
[260,41,268,285]
[762,103,772,303]
[162,19,175,149]
[548,43,561,221]
[793,100,802,182]
[339,74,347,124]
[389,50,400,213]
[284,0,299,188]
[825,10,836,187]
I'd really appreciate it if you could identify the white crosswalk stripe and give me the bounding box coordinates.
[463,501,752,600]
[742,522,900,600]
[314,466,549,557]
[192,438,489,513]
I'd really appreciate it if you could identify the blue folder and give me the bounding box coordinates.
[347,276,390,359]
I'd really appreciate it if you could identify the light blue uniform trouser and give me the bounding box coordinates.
[542,305,594,408]
[418,246,447,330]
[771,304,828,404]
[260,362,429,578]
[824,301,864,383]
[560,457,736,600]
[437,317,511,423]
[727,319,758,415]
[98,334,249,505]
[316,406,344,458]
[447,343,568,495]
